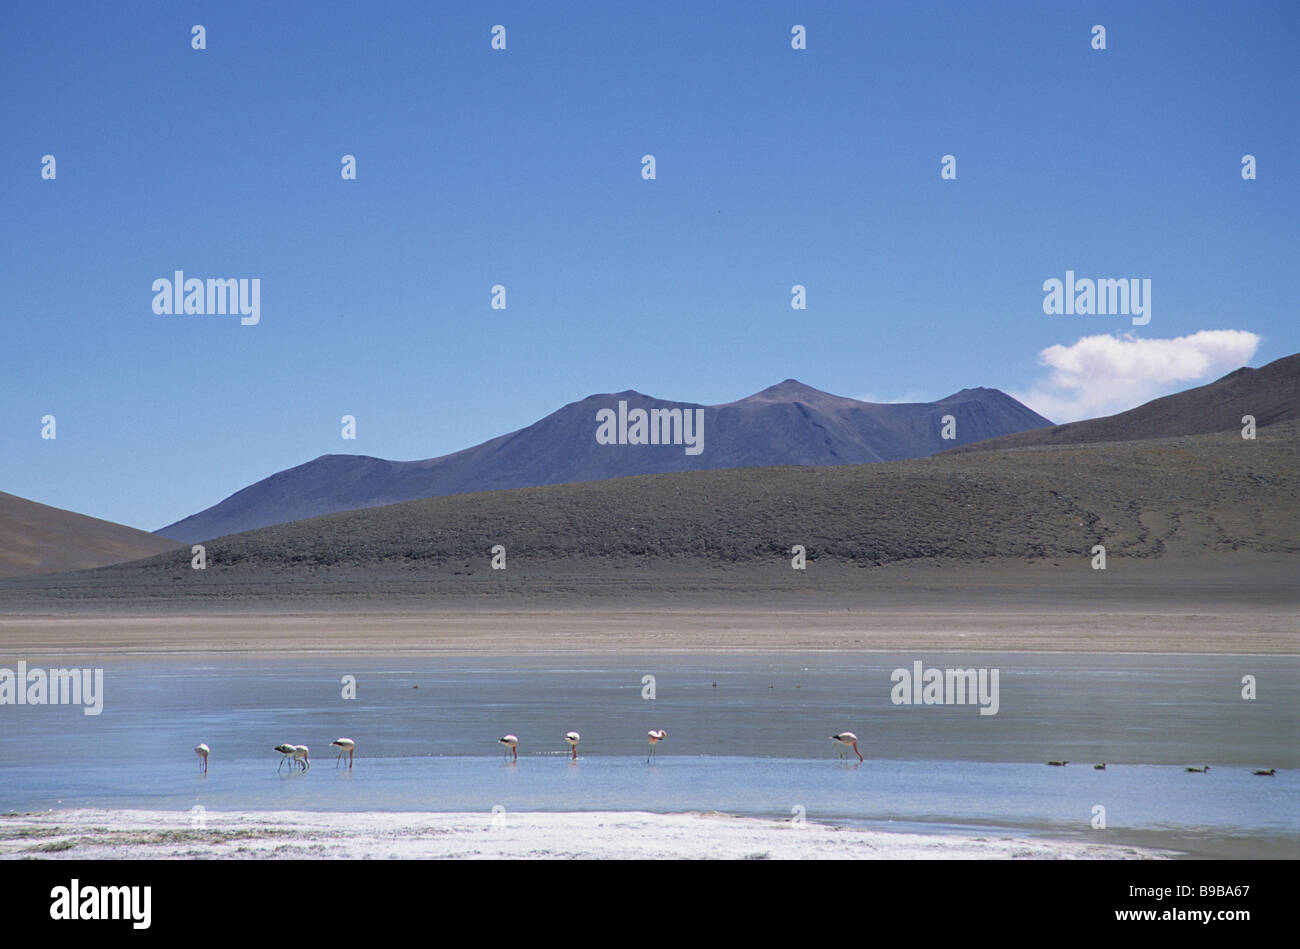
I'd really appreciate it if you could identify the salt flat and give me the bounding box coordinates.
[1,602,1294,660]
[0,809,1172,860]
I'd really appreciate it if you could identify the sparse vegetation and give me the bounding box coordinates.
[1,421,1294,609]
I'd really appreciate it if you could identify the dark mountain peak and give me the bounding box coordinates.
[743,378,823,399]
[577,389,657,405]
[772,377,815,390]
[725,379,861,409]
[1217,365,1255,382]
[938,386,998,399]
[291,453,396,472]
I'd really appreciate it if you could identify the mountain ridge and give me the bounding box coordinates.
[157,381,1053,542]
[946,353,1300,456]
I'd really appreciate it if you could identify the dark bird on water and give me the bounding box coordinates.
[1253,769,1276,776]
[1047,761,1068,766]
[1185,766,1209,773]
[1094,763,1106,770]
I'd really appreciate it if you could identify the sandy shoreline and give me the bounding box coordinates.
[1,607,1295,659]
[2,558,1293,657]
[0,809,1173,860]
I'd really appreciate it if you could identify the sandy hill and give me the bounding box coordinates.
[0,492,183,579]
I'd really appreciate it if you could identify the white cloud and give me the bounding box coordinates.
[1012,330,1261,423]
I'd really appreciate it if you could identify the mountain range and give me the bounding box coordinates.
[156,382,1053,542]
[6,418,1294,612]
[4,356,1295,582]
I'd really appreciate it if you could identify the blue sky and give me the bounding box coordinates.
[2,1,1297,530]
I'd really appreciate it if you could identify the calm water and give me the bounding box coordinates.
[2,653,1296,858]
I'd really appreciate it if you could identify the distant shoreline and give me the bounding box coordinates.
[3,554,1294,658]
[1,609,1294,658]
[3,555,1296,657]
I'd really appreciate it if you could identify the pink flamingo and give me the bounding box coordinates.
[331,738,355,769]
[647,729,667,762]
[830,732,863,761]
